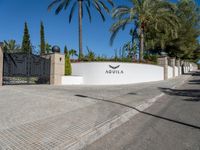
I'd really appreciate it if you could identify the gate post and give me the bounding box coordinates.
[181,60,184,74]
[175,59,181,76]
[157,56,168,80]
[49,53,65,85]
[0,43,3,86]
[169,58,176,77]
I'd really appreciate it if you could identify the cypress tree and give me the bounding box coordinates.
[64,46,68,56]
[64,46,72,75]
[65,55,72,75]
[40,21,45,55]
[22,22,32,54]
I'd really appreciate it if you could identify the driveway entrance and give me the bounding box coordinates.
[3,53,50,85]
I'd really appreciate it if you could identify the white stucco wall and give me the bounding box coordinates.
[62,76,83,85]
[175,67,178,77]
[191,63,198,71]
[179,67,182,75]
[168,66,173,78]
[190,64,193,71]
[184,66,188,73]
[70,62,164,85]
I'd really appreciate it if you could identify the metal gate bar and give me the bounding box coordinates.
[3,53,50,85]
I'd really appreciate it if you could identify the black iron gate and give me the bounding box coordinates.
[3,53,51,85]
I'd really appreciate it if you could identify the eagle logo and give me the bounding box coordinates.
[109,65,120,70]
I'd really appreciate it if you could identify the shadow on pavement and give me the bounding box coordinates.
[159,88,200,101]
[189,79,200,84]
[188,71,200,84]
[159,88,200,102]
[191,71,200,76]
[183,98,200,102]
[182,71,200,76]
[159,71,200,101]
[75,94,200,130]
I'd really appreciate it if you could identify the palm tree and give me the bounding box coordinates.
[45,43,52,54]
[122,29,138,61]
[164,0,200,59]
[69,49,78,59]
[110,0,179,62]
[48,0,114,59]
[3,40,21,53]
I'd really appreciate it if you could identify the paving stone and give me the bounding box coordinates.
[0,75,191,149]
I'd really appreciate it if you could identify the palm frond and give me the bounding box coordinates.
[85,3,92,22]
[110,18,131,45]
[98,1,110,13]
[48,0,62,11]
[69,1,77,23]
[92,1,105,21]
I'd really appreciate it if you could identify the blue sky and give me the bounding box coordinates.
[0,0,131,57]
[0,0,199,57]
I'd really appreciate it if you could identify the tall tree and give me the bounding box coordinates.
[64,45,68,56]
[110,0,179,62]
[164,0,200,61]
[121,29,138,61]
[40,21,46,55]
[69,49,78,59]
[22,22,32,54]
[48,0,114,60]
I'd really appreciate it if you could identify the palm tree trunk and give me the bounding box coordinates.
[78,0,83,60]
[139,27,144,62]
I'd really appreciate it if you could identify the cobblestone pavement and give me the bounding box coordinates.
[0,74,191,150]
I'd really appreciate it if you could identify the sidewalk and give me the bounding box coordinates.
[0,74,191,150]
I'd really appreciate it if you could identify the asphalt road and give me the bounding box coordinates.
[84,71,200,150]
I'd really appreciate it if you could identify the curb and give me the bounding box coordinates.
[65,75,192,150]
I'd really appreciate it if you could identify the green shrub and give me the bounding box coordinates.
[85,47,95,61]
[144,54,158,63]
[65,55,72,76]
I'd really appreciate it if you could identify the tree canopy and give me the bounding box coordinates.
[40,21,46,55]
[3,40,21,53]
[48,0,114,59]
[21,22,32,54]
[110,0,200,63]
[110,0,179,61]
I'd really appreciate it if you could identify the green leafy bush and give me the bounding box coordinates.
[84,47,95,61]
[144,54,158,63]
